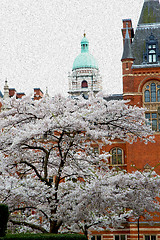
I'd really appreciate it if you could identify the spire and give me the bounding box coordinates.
[125,24,130,39]
[45,87,49,97]
[121,24,134,60]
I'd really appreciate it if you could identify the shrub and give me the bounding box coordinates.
[2,233,87,240]
[0,204,9,237]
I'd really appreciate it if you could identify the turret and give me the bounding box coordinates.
[121,23,134,61]
[3,79,9,100]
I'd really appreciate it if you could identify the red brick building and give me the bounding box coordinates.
[91,1,160,240]
[0,80,44,111]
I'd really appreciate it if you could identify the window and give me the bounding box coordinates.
[93,146,99,155]
[81,80,88,88]
[145,236,156,240]
[143,33,160,64]
[144,82,160,103]
[91,236,102,240]
[110,148,123,165]
[126,62,129,69]
[143,81,160,132]
[145,112,160,131]
[148,48,156,63]
[145,90,150,102]
[115,235,126,240]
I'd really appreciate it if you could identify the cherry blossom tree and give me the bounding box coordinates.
[59,169,160,236]
[0,94,156,234]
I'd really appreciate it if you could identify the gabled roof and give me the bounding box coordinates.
[138,0,160,25]
[131,0,160,67]
[104,94,123,101]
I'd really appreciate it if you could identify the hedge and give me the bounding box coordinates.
[0,205,9,237]
[1,234,87,240]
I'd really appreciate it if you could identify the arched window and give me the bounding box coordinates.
[145,90,150,102]
[144,81,160,103]
[81,80,88,88]
[110,148,123,165]
[151,83,156,102]
[143,81,160,132]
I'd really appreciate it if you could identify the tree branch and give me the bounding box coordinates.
[10,207,49,219]
[19,160,52,187]
[9,219,48,233]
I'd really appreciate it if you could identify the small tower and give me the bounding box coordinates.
[68,34,102,99]
[3,79,9,100]
[121,23,135,98]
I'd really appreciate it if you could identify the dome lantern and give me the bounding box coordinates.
[81,33,89,53]
[72,34,98,70]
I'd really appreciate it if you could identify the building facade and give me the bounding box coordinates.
[0,80,44,111]
[91,1,160,240]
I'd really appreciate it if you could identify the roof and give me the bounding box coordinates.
[81,36,89,44]
[104,94,123,101]
[72,35,98,70]
[138,0,160,25]
[131,0,160,66]
[72,52,98,70]
[122,27,134,60]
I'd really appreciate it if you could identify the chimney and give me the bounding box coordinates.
[122,19,134,45]
[9,88,16,97]
[16,93,25,99]
[34,88,44,100]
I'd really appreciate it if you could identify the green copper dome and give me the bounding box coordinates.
[72,34,98,70]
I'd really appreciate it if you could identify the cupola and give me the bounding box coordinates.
[72,34,98,70]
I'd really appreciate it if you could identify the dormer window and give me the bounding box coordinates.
[148,46,156,63]
[143,33,160,64]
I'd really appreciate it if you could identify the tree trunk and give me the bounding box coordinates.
[50,219,63,234]
[50,220,59,234]
[83,224,88,239]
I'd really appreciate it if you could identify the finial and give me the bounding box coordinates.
[125,23,130,39]
[84,31,86,37]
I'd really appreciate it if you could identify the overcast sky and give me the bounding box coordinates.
[0,0,147,97]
